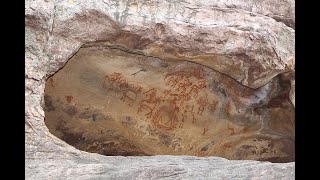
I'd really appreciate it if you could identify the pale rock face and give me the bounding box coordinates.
[290,79,295,107]
[46,0,294,88]
[25,0,295,179]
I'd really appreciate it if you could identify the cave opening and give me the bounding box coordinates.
[43,43,295,162]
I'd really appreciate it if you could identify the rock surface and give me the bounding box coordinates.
[25,0,295,179]
[44,47,294,162]
[26,155,295,180]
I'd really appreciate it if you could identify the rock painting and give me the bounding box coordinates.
[102,66,217,132]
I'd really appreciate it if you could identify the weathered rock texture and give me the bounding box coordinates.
[44,47,294,162]
[26,155,294,179]
[26,0,295,179]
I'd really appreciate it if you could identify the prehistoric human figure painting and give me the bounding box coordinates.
[43,47,295,161]
[102,66,217,132]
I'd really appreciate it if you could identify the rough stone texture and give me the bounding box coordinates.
[26,0,295,88]
[44,47,294,162]
[26,155,294,180]
[289,78,295,107]
[25,0,295,179]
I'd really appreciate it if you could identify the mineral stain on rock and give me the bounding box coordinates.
[43,95,55,112]
[44,47,294,162]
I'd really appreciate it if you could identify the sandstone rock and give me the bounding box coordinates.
[289,79,295,107]
[25,0,295,178]
[44,47,294,162]
[26,155,295,180]
[25,0,295,88]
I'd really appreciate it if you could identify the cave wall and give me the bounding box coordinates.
[25,0,295,179]
[44,47,294,162]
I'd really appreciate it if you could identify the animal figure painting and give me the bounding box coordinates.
[102,66,215,132]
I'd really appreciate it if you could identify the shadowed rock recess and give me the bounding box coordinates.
[26,0,295,179]
[44,46,294,162]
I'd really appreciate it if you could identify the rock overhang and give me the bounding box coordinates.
[25,0,295,179]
